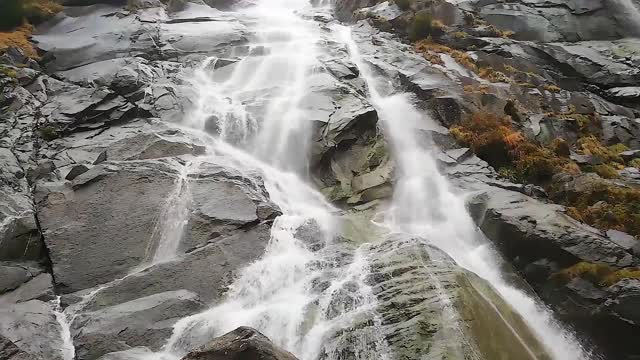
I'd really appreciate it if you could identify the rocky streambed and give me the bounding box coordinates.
[1,0,639,359]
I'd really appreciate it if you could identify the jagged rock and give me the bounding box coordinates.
[600,115,640,149]
[0,335,40,360]
[0,264,33,294]
[65,165,90,181]
[467,187,636,271]
[0,273,54,304]
[479,0,640,41]
[72,290,204,360]
[36,160,180,292]
[0,300,65,360]
[83,223,272,309]
[181,326,298,360]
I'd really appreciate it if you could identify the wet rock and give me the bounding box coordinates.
[36,161,179,292]
[181,326,298,360]
[0,264,33,294]
[72,290,205,360]
[334,0,380,22]
[0,300,65,360]
[95,347,154,360]
[600,115,640,149]
[65,165,90,181]
[367,235,551,360]
[0,273,55,304]
[467,187,636,271]
[620,150,640,162]
[606,230,640,252]
[0,335,40,360]
[184,163,278,250]
[84,223,272,309]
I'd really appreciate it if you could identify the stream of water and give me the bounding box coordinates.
[334,24,591,360]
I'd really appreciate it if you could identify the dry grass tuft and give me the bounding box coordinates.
[0,24,37,58]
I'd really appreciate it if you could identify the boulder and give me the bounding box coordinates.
[72,290,205,360]
[0,335,40,360]
[0,273,55,304]
[0,264,34,294]
[181,326,298,360]
[36,161,180,292]
[467,187,636,272]
[0,300,66,360]
[83,223,272,310]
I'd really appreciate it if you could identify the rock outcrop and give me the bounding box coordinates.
[181,327,299,360]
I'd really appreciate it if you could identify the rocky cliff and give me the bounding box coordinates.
[1,0,639,359]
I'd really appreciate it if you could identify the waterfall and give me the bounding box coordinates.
[334,24,592,360]
[154,1,389,359]
[149,160,196,264]
[51,296,75,360]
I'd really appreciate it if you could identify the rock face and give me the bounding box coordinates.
[2,0,640,358]
[181,327,299,360]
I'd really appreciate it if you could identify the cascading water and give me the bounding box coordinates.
[46,1,604,359]
[335,24,592,360]
[148,1,390,359]
[149,159,197,264]
[51,296,75,360]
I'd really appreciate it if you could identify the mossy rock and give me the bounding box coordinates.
[38,126,60,141]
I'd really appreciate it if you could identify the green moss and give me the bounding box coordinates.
[554,262,640,287]
[592,164,620,179]
[609,143,629,154]
[0,66,17,79]
[409,10,435,41]
[553,180,640,238]
[395,0,411,11]
[498,167,520,183]
[38,126,59,141]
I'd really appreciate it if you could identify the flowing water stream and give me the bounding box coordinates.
[51,1,596,359]
[334,24,592,360]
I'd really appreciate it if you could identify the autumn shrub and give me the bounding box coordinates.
[450,111,574,183]
[0,24,37,58]
[554,261,640,287]
[558,180,640,237]
[415,39,476,72]
[577,136,624,165]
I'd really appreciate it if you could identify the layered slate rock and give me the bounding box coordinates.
[0,300,65,360]
[35,160,180,292]
[181,327,299,360]
[467,187,636,271]
[72,290,204,360]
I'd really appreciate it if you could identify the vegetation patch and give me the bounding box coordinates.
[415,39,476,71]
[38,126,60,141]
[0,24,37,58]
[409,11,445,41]
[449,111,576,183]
[553,179,640,238]
[395,0,411,11]
[553,261,640,287]
[0,0,62,58]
